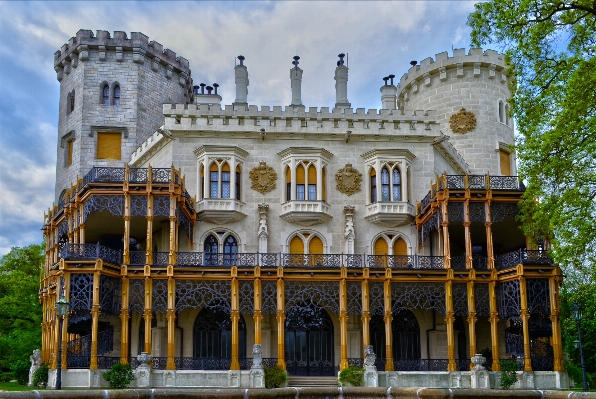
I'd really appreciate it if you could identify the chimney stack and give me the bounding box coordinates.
[380,74,397,110]
[290,56,303,107]
[334,53,350,109]
[234,55,248,105]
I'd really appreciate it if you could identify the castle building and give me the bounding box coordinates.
[40,29,567,389]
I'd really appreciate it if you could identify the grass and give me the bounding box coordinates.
[0,381,44,391]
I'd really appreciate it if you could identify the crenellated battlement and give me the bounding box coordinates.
[54,29,191,77]
[397,48,509,94]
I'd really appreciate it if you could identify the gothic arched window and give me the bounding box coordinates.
[113,85,120,105]
[102,85,110,105]
[223,235,237,266]
[204,235,218,265]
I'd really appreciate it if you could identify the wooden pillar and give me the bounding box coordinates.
[519,277,532,371]
[230,275,240,370]
[488,278,500,371]
[485,201,495,269]
[90,270,101,370]
[441,198,451,268]
[445,279,456,371]
[123,195,131,265]
[464,199,472,269]
[51,297,58,369]
[166,277,176,370]
[549,273,564,371]
[276,278,286,370]
[143,277,153,353]
[120,277,130,364]
[145,197,153,266]
[61,274,71,370]
[339,276,348,370]
[467,281,477,369]
[361,279,370,352]
[253,277,262,345]
[383,277,394,371]
[79,223,86,244]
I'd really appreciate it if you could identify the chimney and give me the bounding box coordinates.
[334,53,350,109]
[233,55,248,105]
[290,56,303,106]
[380,74,397,110]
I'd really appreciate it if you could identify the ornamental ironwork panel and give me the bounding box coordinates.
[154,196,170,217]
[239,280,254,315]
[453,283,468,317]
[83,195,124,221]
[83,167,125,184]
[176,252,202,266]
[97,357,120,369]
[523,250,553,265]
[451,256,467,270]
[347,281,362,316]
[57,221,68,240]
[491,203,519,223]
[448,202,464,223]
[345,254,364,268]
[69,273,93,324]
[97,325,114,355]
[130,196,148,217]
[421,212,440,246]
[285,281,340,315]
[420,192,431,210]
[236,253,258,267]
[489,176,521,190]
[469,202,486,223]
[260,253,279,267]
[152,168,172,183]
[175,279,232,313]
[498,280,521,319]
[152,252,169,266]
[99,275,121,316]
[128,279,145,314]
[391,283,446,315]
[129,168,148,183]
[261,280,277,315]
[130,251,145,266]
[474,283,490,317]
[369,282,385,316]
[468,175,486,190]
[176,207,192,239]
[495,249,522,270]
[446,175,465,190]
[152,279,168,314]
[527,279,551,316]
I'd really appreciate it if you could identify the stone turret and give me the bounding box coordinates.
[290,56,303,107]
[380,74,397,110]
[334,53,350,109]
[234,55,249,105]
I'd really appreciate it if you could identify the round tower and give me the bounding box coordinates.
[53,29,193,201]
[397,48,514,175]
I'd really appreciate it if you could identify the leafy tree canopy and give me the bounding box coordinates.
[0,244,44,371]
[468,0,596,275]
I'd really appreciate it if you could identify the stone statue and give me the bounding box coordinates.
[252,344,263,367]
[364,345,376,367]
[28,349,41,387]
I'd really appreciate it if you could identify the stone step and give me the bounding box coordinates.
[288,376,339,387]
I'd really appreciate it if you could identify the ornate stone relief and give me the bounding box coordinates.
[249,161,277,194]
[449,108,477,134]
[335,164,362,196]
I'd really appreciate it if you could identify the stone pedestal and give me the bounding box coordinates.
[250,344,265,388]
[470,353,490,389]
[363,345,378,388]
[228,370,240,387]
[135,352,152,388]
[164,370,176,387]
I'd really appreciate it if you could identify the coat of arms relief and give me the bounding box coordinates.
[335,164,362,196]
[449,108,477,134]
[249,161,277,194]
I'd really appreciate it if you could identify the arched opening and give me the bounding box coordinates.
[307,164,316,200]
[193,306,246,369]
[296,164,306,200]
[285,303,334,376]
[370,309,421,370]
[235,165,241,200]
[381,167,390,201]
[209,163,219,198]
[199,164,204,199]
[374,236,389,267]
[370,168,377,203]
[223,235,238,265]
[102,84,110,105]
[204,234,218,265]
[289,235,304,266]
[322,166,326,201]
[221,163,231,199]
[113,85,120,105]
[309,236,324,266]
[392,168,401,201]
[393,237,407,256]
[285,166,292,201]
[498,101,505,123]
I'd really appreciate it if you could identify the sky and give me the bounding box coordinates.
[0,0,482,257]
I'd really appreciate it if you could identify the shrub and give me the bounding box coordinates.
[102,363,134,389]
[0,375,13,383]
[338,364,365,386]
[264,365,287,388]
[32,362,49,388]
[565,359,594,389]
[499,359,519,389]
[11,360,30,385]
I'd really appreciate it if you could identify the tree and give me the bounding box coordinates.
[468,1,596,274]
[0,244,44,381]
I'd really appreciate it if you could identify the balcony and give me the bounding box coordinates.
[280,200,332,226]
[196,198,247,225]
[364,201,415,227]
[495,249,553,270]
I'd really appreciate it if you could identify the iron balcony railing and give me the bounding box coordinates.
[495,249,553,270]
[353,358,470,372]
[451,255,489,271]
[61,243,122,265]
[148,357,278,370]
[82,167,175,185]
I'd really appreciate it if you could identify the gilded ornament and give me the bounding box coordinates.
[449,108,477,134]
[335,164,362,196]
[249,161,277,194]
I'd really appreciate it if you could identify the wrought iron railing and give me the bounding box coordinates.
[456,358,471,371]
[451,255,488,271]
[129,251,146,266]
[151,168,172,183]
[66,327,114,368]
[83,167,126,184]
[97,356,121,369]
[367,255,444,269]
[60,243,122,265]
[496,249,553,270]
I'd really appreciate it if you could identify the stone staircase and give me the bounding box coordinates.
[288,376,339,388]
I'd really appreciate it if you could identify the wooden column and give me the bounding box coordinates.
[441,198,451,268]
[361,278,370,352]
[549,273,564,371]
[519,277,532,371]
[51,297,58,369]
[120,277,130,364]
[488,278,500,371]
[464,199,473,269]
[485,201,495,269]
[61,273,71,370]
[253,277,262,345]
[467,280,477,369]
[339,276,348,370]
[143,277,153,353]
[145,198,153,267]
[445,279,456,371]
[230,275,240,370]
[123,195,131,265]
[276,277,286,370]
[90,270,101,370]
[383,276,394,371]
[166,277,176,370]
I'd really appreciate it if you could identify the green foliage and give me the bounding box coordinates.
[0,244,44,373]
[11,359,29,386]
[0,375,13,383]
[102,363,134,389]
[264,365,287,388]
[468,0,596,274]
[32,362,49,388]
[338,364,364,386]
[499,359,519,389]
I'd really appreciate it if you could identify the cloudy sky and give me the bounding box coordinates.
[0,0,481,256]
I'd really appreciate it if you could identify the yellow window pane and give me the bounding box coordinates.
[308,164,316,184]
[67,140,73,166]
[309,236,324,255]
[374,238,388,255]
[222,163,230,172]
[500,150,511,176]
[296,164,305,184]
[322,167,326,201]
[210,162,219,172]
[289,236,304,254]
[393,238,407,256]
[96,133,121,160]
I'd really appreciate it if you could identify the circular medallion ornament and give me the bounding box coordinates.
[449,108,477,134]
[249,161,277,194]
[335,164,362,196]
